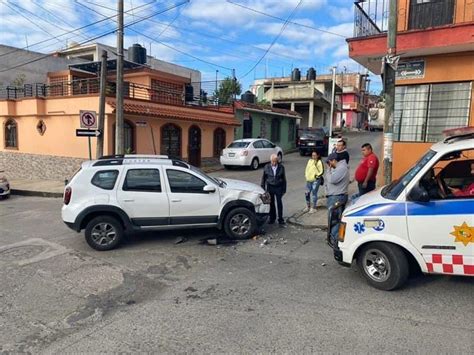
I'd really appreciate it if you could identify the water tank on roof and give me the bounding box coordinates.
[306,67,316,80]
[127,43,147,64]
[291,68,301,81]
[185,84,194,102]
[241,90,255,104]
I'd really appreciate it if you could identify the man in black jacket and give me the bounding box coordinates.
[261,154,287,226]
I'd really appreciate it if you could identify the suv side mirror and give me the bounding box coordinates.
[408,185,430,202]
[203,185,216,193]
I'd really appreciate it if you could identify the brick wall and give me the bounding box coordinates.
[0,151,85,180]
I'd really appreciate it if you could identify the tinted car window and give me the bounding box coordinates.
[262,140,275,148]
[228,141,250,148]
[91,170,119,190]
[123,169,161,192]
[253,140,264,149]
[167,169,206,193]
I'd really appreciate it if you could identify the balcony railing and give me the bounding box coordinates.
[0,78,231,109]
[353,0,388,38]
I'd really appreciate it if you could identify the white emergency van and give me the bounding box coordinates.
[332,128,473,290]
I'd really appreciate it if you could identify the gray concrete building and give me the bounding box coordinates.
[252,72,342,129]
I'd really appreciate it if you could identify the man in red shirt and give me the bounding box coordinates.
[448,162,474,197]
[355,143,379,196]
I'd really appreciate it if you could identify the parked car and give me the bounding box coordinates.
[220,138,283,170]
[62,155,271,251]
[0,170,10,199]
[297,127,329,156]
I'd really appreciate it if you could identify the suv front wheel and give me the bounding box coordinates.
[85,216,124,251]
[224,207,256,240]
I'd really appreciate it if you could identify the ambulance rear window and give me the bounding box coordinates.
[382,149,437,200]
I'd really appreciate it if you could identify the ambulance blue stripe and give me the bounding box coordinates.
[346,200,474,217]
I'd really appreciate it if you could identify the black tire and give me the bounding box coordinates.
[85,215,124,251]
[223,165,232,170]
[223,207,257,240]
[250,157,259,170]
[356,242,409,291]
[277,152,283,162]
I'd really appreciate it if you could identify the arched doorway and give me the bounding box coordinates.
[188,125,201,167]
[213,128,226,157]
[161,123,181,158]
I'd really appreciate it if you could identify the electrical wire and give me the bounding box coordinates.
[1,0,64,46]
[79,0,300,64]
[76,1,233,72]
[226,0,347,38]
[239,0,303,79]
[0,1,188,73]
[0,0,156,58]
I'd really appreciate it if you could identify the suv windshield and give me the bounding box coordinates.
[190,166,221,186]
[300,129,324,140]
[381,149,437,200]
[228,141,250,148]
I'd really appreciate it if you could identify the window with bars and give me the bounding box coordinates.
[150,79,184,105]
[4,119,18,148]
[394,82,472,142]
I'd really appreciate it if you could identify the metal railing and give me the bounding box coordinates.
[353,0,388,38]
[0,78,234,110]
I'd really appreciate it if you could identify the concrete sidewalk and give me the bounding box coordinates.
[9,164,225,198]
[287,180,359,230]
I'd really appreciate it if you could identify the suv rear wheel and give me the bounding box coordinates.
[224,207,256,240]
[85,216,124,251]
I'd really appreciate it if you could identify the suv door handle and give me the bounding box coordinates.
[123,199,135,202]
[171,199,181,202]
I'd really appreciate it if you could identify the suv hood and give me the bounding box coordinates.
[221,178,264,194]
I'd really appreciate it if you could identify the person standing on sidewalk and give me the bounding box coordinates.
[354,143,379,196]
[261,154,287,227]
[304,150,324,213]
[333,139,350,164]
[326,152,350,246]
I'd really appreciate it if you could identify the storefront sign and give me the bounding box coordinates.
[396,60,425,80]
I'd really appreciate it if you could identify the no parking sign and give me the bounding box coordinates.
[80,110,97,129]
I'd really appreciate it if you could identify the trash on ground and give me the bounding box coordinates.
[174,236,187,244]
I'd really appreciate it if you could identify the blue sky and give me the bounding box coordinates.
[0,0,381,92]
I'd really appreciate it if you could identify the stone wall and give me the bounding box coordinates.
[0,151,85,180]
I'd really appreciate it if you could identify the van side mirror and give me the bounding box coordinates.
[408,185,430,202]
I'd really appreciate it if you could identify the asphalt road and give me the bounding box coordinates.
[1,131,472,353]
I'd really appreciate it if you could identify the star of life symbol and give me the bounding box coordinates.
[354,222,365,234]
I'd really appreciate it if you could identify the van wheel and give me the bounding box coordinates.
[85,216,124,251]
[250,157,259,170]
[224,207,257,240]
[357,242,409,291]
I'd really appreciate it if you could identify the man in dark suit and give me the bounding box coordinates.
[261,154,287,226]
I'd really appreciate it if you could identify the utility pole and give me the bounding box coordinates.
[96,50,108,159]
[383,0,398,184]
[115,0,124,155]
[329,66,337,139]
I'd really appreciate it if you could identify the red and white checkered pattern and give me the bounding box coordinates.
[425,254,474,275]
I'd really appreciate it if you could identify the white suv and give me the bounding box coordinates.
[62,155,270,251]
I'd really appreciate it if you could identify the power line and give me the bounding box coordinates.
[239,1,303,79]
[77,1,233,72]
[79,0,300,64]
[226,0,347,38]
[1,0,64,46]
[0,1,187,73]
[0,0,155,58]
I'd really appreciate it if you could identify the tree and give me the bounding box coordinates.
[11,73,26,87]
[214,77,241,104]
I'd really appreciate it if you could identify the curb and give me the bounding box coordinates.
[11,189,63,198]
[287,208,328,230]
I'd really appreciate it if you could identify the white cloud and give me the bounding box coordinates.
[328,4,354,22]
